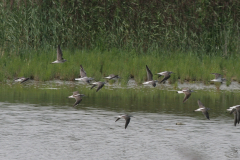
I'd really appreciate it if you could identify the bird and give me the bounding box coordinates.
[210,73,226,83]
[156,71,174,83]
[104,74,120,80]
[68,91,81,98]
[68,91,85,107]
[142,65,158,87]
[75,65,94,84]
[177,88,194,103]
[194,100,210,120]
[14,77,30,83]
[227,105,240,126]
[51,45,67,63]
[115,115,132,129]
[90,81,106,92]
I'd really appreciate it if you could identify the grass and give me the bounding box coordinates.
[1,47,240,85]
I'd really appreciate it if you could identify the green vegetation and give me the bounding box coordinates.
[1,48,240,84]
[0,1,240,83]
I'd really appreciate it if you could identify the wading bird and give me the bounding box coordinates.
[51,45,67,63]
[143,65,158,87]
[14,77,30,84]
[177,88,194,103]
[115,114,133,129]
[194,100,210,120]
[210,73,226,83]
[104,74,120,80]
[75,65,94,84]
[227,105,240,126]
[90,81,106,92]
[68,91,85,107]
[156,71,174,83]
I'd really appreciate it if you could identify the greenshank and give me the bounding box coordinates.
[194,100,210,120]
[143,65,158,87]
[115,115,132,129]
[51,45,67,63]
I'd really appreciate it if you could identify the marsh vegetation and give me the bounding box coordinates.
[1,0,240,84]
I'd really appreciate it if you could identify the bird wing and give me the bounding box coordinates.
[96,83,104,92]
[73,96,82,107]
[197,100,205,108]
[230,108,236,114]
[236,107,240,124]
[125,117,131,129]
[115,118,121,122]
[233,110,237,126]
[160,75,170,83]
[91,84,97,89]
[202,109,210,120]
[109,75,118,80]
[57,45,63,61]
[182,91,191,103]
[146,65,153,81]
[80,65,87,78]
[20,78,29,84]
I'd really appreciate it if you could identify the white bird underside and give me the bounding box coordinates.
[143,81,153,84]
[177,91,184,93]
[51,60,66,63]
[157,71,168,75]
[210,78,222,82]
[195,108,204,111]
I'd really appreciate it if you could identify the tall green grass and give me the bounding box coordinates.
[0,0,240,54]
[1,48,240,84]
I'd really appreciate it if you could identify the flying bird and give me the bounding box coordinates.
[14,77,30,84]
[210,73,226,83]
[68,91,85,107]
[75,65,94,83]
[227,105,240,126]
[143,65,158,87]
[156,71,174,83]
[91,81,106,92]
[194,100,210,120]
[51,45,67,63]
[115,115,133,129]
[177,88,194,103]
[104,74,120,80]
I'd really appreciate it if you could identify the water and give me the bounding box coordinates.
[0,80,240,160]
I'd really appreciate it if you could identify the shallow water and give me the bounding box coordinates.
[0,80,240,160]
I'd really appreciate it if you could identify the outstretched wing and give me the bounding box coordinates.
[125,117,131,129]
[80,65,87,78]
[96,83,104,92]
[115,118,121,122]
[202,109,210,120]
[183,91,191,103]
[197,100,205,108]
[109,75,118,80]
[20,78,29,84]
[146,65,153,81]
[91,84,97,89]
[73,96,82,107]
[57,45,63,61]
[160,75,170,83]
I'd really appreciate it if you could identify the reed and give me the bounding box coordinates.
[0,0,240,54]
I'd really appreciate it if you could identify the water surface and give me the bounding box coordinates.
[0,80,240,160]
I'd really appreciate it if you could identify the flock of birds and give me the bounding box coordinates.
[14,45,237,129]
